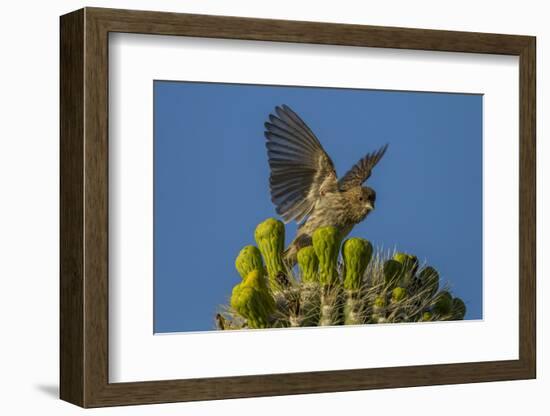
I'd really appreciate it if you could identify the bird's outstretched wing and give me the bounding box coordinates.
[338,144,388,191]
[264,105,338,224]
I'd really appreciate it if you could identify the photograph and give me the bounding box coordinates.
[153,80,482,333]
[52,5,537,410]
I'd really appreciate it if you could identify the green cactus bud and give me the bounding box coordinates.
[254,218,286,286]
[432,291,453,316]
[451,297,466,320]
[230,281,243,304]
[383,259,403,288]
[421,311,433,322]
[342,238,373,290]
[391,287,407,303]
[419,266,439,298]
[230,269,275,329]
[373,295,386,311]
[393,252,418,270]
[312,226,341,286]
[235,245,264,279]
[393,252,418,286]
[297,246,319,283]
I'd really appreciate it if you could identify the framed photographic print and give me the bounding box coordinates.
[60,7,536,408]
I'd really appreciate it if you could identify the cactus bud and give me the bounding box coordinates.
[421,311,433,322]
[383,259,402,288]
[373,295,386,311]
[393,252,418,286]
[371,295,387,324]
[393,252,418,271]
[254,218,286,286]
[342,238,373,290]
[432,291,453,316]
[451,297,466,320]
[419,266,439,298]
[297,246,318,283]
[230,281,242,304]
[235,245,264,279]
[391,287,407,303]
[230,269,275,329]
[230,282,244,322]
[312,226,341,286]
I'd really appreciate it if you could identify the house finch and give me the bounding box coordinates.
[264,105,388,265]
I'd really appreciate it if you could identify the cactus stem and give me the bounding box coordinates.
[319,285,344,326]
[344,289,365,325]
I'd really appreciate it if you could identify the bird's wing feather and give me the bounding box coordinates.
[265,105,338,224]
[338,144,388,191]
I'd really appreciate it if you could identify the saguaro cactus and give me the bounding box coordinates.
[420,311,433,322]
[342,238,373,291]
[312,226,340,286]
[383,259,402,289]
[432,290,453,316]
[235,245,264,279]
[342,238,373,325]
[219,220,468,330]
[230,269,275,329]
[312,227,342,326]
[419,266,440,298]
[254,218,286,288]
[451,297,467,320]
[372,295,387,323]
[393,252,419,287]
[391,287,407,303]
[297,246,319,283]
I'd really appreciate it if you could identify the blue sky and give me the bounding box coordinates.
[153,81,482,333]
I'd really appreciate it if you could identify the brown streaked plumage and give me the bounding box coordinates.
[264,104,388,264]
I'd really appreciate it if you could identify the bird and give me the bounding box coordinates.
[264,104,388,265]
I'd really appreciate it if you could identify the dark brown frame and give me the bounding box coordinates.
[60,7,536,408]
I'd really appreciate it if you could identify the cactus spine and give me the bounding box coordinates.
[419,266,439,298]
[383,259,402,289]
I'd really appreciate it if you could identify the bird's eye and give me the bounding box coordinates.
[359,197,363,201]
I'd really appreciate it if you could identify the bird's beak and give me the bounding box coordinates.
[366,201,374,211]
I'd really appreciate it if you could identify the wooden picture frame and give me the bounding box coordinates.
[60,7,536,408]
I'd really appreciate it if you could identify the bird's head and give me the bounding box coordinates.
[346,186,376,222]
[360,186,376,212]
